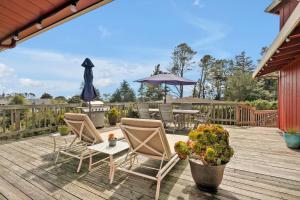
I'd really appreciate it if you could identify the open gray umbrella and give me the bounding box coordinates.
[80,58,97,116]
[135,73,196,103]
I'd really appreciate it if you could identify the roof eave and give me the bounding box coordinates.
[253,3,300,78]
[0,0,113,52]
[265,0,282,14]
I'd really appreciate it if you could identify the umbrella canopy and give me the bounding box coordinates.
[135,73,196,85]
[80,58,97,102]
[135,73,196,103]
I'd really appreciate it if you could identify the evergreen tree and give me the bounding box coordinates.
[94,88,102,101]
[169,43,196,98]
[224,52,269,101]
[197,55,214,98]
[143,64,164,101]
[54,96,67,102]
[68,95,82,103]
[110,81,136,102]
[10,94,25,105]
[40,93,53,99]
[208,59,229,100]
[119,80,136,102]
[230,51,254,73]
[110,89,122,103]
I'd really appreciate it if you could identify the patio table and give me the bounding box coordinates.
[149,108,199,128]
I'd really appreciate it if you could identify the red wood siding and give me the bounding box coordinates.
[279,58,300,132]
[278,0,299,29]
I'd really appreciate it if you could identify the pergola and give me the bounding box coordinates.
[0,0,113,51]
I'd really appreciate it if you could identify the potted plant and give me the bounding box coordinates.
[108,133,117,147]
[174,124,234,191]
[107,108,120,126]
[284,128,300,149]
[58,125,70,136]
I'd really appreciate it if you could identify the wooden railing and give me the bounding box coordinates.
[107,102,278,127]
[0,104,80,139]
[0,101,278,140]
[254,110,278,127]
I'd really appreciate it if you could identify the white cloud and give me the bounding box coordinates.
[188,17,226,47]
[193,0,205,8]
[19,78,45,88]
[1,47,158,96]
[94,78,114,88]
[98,25,111,39]
[0,63,14,78]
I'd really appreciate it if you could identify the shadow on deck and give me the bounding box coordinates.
[0,126,300,200]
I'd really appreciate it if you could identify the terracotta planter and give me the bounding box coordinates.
[108,117,117,126]
[189,159,225,191]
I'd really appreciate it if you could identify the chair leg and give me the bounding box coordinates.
[155,178,161,200]
[54,151,60,164]
[77,154,84,173]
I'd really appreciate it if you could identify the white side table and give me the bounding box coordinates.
[49,132,61,154]
[88,141,129,184]
[49,133,75,159]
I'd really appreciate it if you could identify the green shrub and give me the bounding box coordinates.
[287,128,299,135]
[174,124,234,166]
[126,106,139,118]
[245,99,278,110]
[58,125,70,136]
[107,108,120,126]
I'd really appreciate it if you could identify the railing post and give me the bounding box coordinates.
[250,107,256,126]
[32,107,36,128]
[15,109,20,131]
[2,111,5,133]
[235,104,240,126]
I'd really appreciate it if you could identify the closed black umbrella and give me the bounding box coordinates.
[80,58,97,116]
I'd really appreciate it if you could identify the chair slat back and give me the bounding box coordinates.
[120,118,173,160]
[64,113,103,144]
[159,104,174,123]
[137,103,150,119]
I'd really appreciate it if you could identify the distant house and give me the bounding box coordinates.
[253,0,300,131]
[30,99,52,105]
[0,99,9,106]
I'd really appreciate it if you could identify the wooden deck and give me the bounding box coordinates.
[0,126,299,200]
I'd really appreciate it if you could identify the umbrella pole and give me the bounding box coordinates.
[88,101,91,117]
[164,83,167,104]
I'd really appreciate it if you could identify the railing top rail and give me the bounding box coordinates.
[254,110,278,113]
[106,101,246,106]
[0,103,81,110]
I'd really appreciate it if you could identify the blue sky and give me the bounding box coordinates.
[0,0,278,98]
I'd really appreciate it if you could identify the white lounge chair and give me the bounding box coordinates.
[119,118,180,200]
[137,103,151,119]
[55,113,104,172]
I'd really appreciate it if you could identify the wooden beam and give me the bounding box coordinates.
[272,49,300,58]
[268,57,295,64]
[289,33,300,39]
[279,42,300,50]
[259,66,283,76]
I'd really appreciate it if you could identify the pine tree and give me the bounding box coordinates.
[208,59,229,100]
[110,81,136,102]
[110,89,122,103]
[169,43,196,98]
[198,55,214,98]
[143,64,164,101]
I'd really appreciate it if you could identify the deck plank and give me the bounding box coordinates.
[0,126,299,200]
